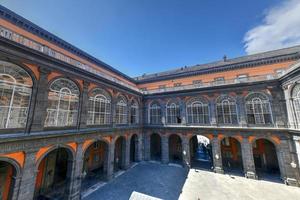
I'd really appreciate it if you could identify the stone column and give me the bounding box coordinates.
[269,87,288,128]
[182,136,191,168]
[78,82,89,129]
[180,100,186,125]
[68,142,84,200]
[111,92,117,127]
[209,99,217,126]
[106,142,115,180]
[124,136,131,169]
[29,68,50,132]
[241,136,256,179]
[18,150,38,200]
[144,133,151,161]
[211,135,224,174]
[294,136,300,171]
[161,103,166,125]
[137,134,143,161]
[278,138,300,186]
[161,135,169,164]
[11,175,21,200]
[236,93,247,127]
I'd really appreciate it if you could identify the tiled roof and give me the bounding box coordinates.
[135,45,300,83]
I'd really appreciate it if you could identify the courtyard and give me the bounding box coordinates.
[83,162,300,200]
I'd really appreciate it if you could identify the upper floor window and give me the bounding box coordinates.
[130,100,139,124]
[174,83,182,87]
[0,61,33,129]
[187,98,209,124]
[116,96,127,124]
[216,96,238,125]
[149,103,161,124]
[193,80,202,86]
[166,102,181,124]
[214,77,225,85]
[45,78,79,127]
[236,74,248,83]
[292,84,300,125]
[159,85,166,89]
[87,88,111,125]
[245,93,273,125]
[276,69,285,76]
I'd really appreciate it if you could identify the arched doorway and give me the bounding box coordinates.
[82,141,108,191]
[114,136,126,172]
[252,139,280,179]
[130,134,138,163]
[169,134,182,164]
[34,148,73,199]
[0,161,16,200]
[221,137,243,174]
[150,133,161,161]
[189,135,213,169]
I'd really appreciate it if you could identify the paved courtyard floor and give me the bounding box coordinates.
[83,162,300,200]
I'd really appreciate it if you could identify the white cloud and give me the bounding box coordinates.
[244,0,300,54]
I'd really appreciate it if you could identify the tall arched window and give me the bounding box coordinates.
[45,78,79,127]
[0,61,33,128]
[166,102,181,124]
[245,93,273,125]
[187,99,209,124]
[216,96,238,124]
[292,84,300,125]
[130,100,139,124]
[87,88,111,125]
[116,96,127,124]
[149,103,161,124]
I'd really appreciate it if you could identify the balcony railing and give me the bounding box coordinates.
[142,74,279,94]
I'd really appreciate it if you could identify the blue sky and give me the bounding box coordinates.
[1,0,300,77]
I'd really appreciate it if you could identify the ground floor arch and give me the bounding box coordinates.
[82,140,108,190]
[0,161,17,200]
[221,137,243,174]
[114,136,126,172]
[34,148,73,199]
[150,133,162,161]
[130,134,138,163]
[189,135,213,169]
[169,134,182,164]
[252,139,280,178]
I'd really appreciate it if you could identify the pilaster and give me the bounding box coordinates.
[18,150,38,200]
[78,82,89,129]
[211,135,224,174]
[161,135,169,164]
[29,68,50,132]
[241,136,257,179]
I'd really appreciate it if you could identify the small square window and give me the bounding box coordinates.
[214,77,225,85]
[174,83,182,87]
[276,69,285,76]
[193,80,202,85]
[159,85,166,89]
[236,74,248,83]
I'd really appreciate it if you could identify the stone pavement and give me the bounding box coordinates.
[83,162,300,200]
[179,168,300,200]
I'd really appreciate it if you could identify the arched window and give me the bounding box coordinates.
[87,88,111,125]
[292,84,300,125]
[149,103,161,124]
[187,99,209,124]
[216,96,238,124]
[130,100,139,124]
[245,93,273,125]
[0,61,33,128]
[166,102,181,124]
[45,78,79,127]
[116,96,127,124]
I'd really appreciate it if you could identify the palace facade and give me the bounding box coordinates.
[1,5,300,200]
